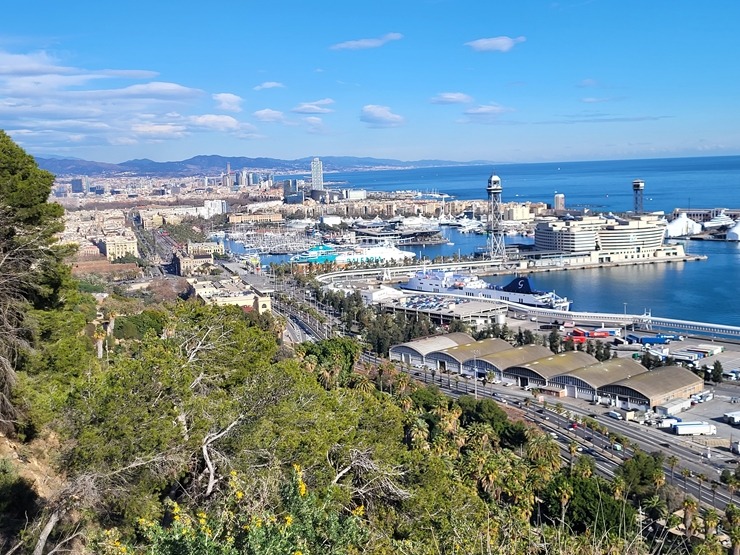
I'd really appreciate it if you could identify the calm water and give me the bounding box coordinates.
[261,156,740,327]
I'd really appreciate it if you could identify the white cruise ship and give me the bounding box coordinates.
[400,269,571,311]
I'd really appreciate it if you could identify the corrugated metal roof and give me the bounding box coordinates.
[393,332,474,356]
[482,345,554,369]
[603,365,703,400]
[440,338,512,362]
[560,358,648,389]
[511,351,598,379]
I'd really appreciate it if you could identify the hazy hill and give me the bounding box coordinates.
[34,154,489,177]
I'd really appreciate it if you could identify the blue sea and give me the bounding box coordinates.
[261,155,740,327]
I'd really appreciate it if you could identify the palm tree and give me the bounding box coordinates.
[652,468,666,493]
[697,473,707,504]
[704,508,720,536]
[556,481,574,524]
[711,481,719,508]
[667,455,679,485]
[612,475,626,501]
[643,494,667,521]
[683,497,698,540]
[525,431,561,479]
[730,525,740,555]
[407,417,430,451]
[568,441,578,473]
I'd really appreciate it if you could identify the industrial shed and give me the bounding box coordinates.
[474,345,554,384]
[429,338,512,377]
[549,358,648,402]
[597,365,704,410]
[388,333,473,368]
[506,351,598,389]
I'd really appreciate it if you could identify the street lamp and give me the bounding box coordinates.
[473,349,480,400]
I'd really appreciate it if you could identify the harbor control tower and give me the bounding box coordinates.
[487,173,507,262]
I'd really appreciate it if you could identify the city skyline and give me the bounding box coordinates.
[2,1,739,165]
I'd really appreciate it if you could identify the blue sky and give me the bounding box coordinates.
[2,0,739,164]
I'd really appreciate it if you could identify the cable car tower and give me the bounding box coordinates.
[487,173,507,263]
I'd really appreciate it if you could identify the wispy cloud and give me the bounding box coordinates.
[578,78,600,88]
[581,96,622,104]
[253,108,286,123]
[460,104,514,124]
[360,105,405,127]
[253,81,285,91]
[292,98,335,114]
[303,116,326,134]
[331,32,403,51]
[131,123,187,139]
[538,112,671,125]
[213,92,243,112]
[465,36,526,52]
[431,92,473,104]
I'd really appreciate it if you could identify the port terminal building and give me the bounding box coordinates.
[390,335,703,411]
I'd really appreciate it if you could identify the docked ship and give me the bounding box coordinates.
[400,269,571,310]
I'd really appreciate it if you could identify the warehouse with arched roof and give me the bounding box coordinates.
[549,358,648,401]
[506,351,598,389]
[471,345,553,384]
[427,337,513,376]
[597,365,704,410]
[388,332,473,368]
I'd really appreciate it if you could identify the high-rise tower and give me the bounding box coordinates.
[487,173,507,262]
[633,179,645,214]
[311,157,324,190]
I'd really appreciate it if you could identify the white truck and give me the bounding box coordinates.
[673,422,717,436]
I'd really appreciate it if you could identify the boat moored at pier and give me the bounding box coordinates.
[400,269,572,311]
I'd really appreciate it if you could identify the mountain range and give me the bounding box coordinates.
[34,154,490,178]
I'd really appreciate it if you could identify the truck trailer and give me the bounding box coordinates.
[673,422,717,436]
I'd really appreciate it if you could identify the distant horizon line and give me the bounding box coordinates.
[32,151,740,168]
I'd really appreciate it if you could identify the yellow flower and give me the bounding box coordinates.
[293,463,302,473]
[293,551,304,555]
[285,514,294,527]
[298,480,307,497]
[235,490,244,500]
[230,470,237,477]
[174,515,181,522]
[351,505,365,517]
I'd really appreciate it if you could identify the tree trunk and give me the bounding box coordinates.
[33,509,62,555]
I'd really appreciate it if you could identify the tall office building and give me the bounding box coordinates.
[554,193,566,211]
[311,157,324,190]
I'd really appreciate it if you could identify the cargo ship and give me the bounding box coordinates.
[400,269,571,310]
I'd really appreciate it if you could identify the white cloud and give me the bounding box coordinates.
[465,36,526,52]
[131,123,187,138]
[360,105,405,127]
[292,98,335,114]
[213,92,243,112]
[581,97,610,104]
[461,104,514,124]
[189,114,241,131]
[431,92,473,104]
[579,78,600,88]
[331,32,403,51]
[253,108,286,123]
[0,50,75,76]
[253,81,285,91]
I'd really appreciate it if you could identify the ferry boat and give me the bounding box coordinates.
[400,269,571,311]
